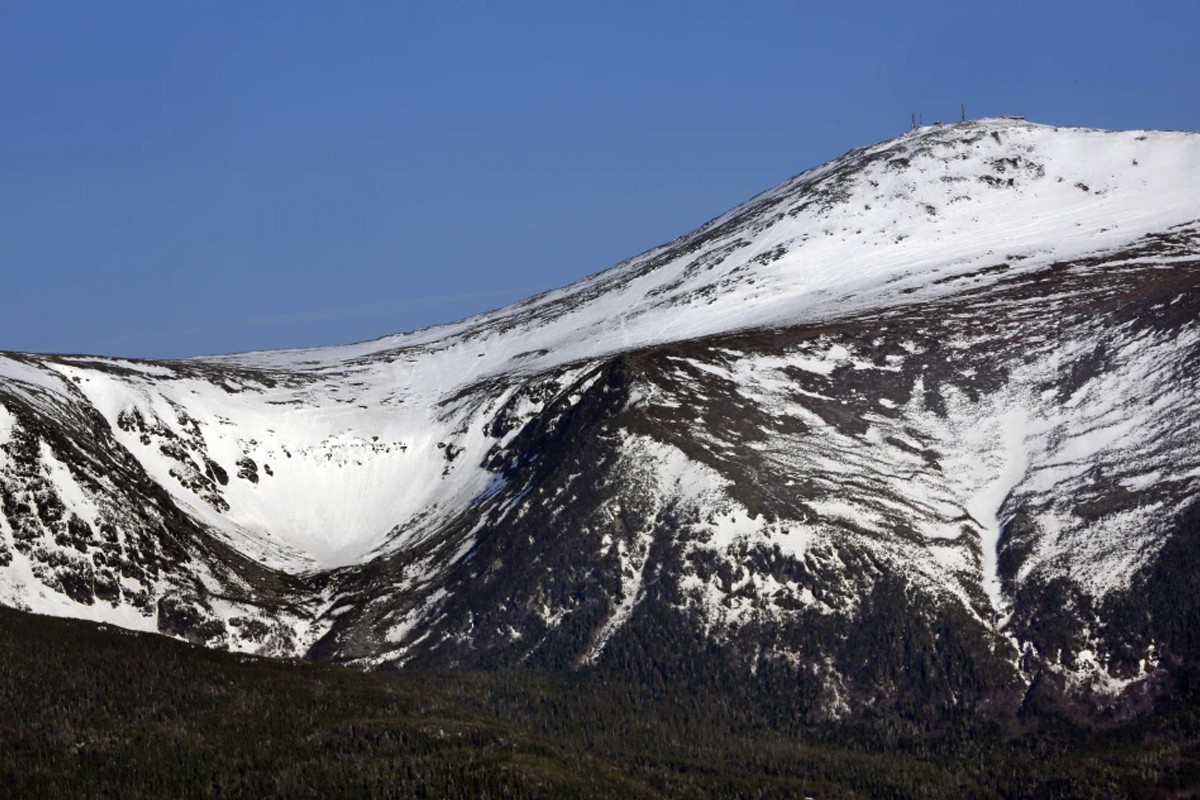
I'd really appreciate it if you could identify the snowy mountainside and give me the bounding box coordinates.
[2,118,1200,720]
[211,118,1200,375]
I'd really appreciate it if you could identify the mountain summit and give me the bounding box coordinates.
[2,118,1199,721]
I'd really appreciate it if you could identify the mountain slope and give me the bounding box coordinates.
[0,606,664,800]
[2,118,1199,721]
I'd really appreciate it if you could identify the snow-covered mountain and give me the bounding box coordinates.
[3,118,1199,720]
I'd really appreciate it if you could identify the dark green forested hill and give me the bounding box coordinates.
[2,605,1200,799]
[0,606,658,800]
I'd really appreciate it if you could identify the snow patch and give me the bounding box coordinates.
[0,403,15,447]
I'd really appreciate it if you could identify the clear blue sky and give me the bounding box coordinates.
[3,1,1198,358]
